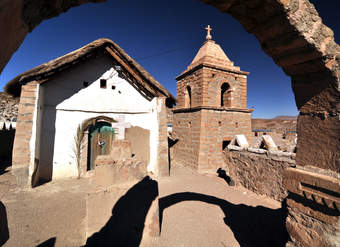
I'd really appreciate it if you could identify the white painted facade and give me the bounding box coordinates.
[34,55,161,180]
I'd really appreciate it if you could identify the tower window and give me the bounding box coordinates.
[185,85,192,108]
[221,83,231,107]
[100,79,107,88]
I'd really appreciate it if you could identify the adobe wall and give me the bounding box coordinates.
[172,111,201,170]
[225,147,295,201]
[198,109,252,172]
[11,82,39,187]
[173,109,251,171]
[204,67,248,109]
[156,96,170,177]
[177,67,248,109]
[177,69,204,108]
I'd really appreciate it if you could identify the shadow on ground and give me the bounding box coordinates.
[159,192,289,247]
[84,176,158,247]
[36,237,56,247]
[0,157,11,176]
[217,168,235,186]
[0,201,9,247]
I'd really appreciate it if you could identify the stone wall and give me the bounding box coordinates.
[176,67,248,109]
[156,97,170,177]
[198,109,252,171]
[11,81,39,187]
[172,110,201,170]
[173,109,252,172]
[225,146,295,201]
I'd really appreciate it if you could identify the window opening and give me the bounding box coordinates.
[100,79,107,89]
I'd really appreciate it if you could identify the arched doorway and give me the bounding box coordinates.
[87,121,116,170]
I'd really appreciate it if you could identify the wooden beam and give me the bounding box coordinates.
[105,47,158,97]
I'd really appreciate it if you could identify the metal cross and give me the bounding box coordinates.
[205,25,212,40]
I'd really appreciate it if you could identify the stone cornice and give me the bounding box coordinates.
[173,106,254,113]
[176,63,249,80]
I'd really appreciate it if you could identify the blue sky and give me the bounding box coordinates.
[0,0,338,118]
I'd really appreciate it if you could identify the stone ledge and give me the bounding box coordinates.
[284,167,340,222]
[228,145,296,160]
[173,106,253,113]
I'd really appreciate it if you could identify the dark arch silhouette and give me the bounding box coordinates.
[159,192,289,247]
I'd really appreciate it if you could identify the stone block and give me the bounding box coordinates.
[95,159,147,187]
[230,134,249,148]
[259,135,278,151]
[109,140,132,160]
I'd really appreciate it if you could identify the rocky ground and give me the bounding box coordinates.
[0,92,18,122]
[0,164,289,247]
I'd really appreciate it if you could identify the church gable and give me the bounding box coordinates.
[39,54,153,113]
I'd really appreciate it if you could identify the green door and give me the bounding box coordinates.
[88,122,115,170]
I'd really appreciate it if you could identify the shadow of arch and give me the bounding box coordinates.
[159,192,289,247]
[0,201,9,246]
[84,176,158,247]
[36,237,56,247]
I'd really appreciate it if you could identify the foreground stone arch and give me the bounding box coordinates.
[0,0,105,76]
[0,0,339,246]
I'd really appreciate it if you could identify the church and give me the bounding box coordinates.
[172,25,253,172]
[6,38,175,187]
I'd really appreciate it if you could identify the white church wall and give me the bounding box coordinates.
[38,54,160,180]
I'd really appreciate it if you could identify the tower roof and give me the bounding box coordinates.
[189,39,234,69]
[177,25,248,79]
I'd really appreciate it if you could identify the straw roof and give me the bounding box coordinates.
[5,38,176,104]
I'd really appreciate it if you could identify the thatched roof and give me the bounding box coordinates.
[5,38,176,104]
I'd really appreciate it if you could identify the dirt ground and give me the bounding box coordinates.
[0,165,289,247]
[153,164,288,247]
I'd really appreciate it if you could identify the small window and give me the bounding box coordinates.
[83,81,89,87]
[112,85,116,90]
[100,79,107,89]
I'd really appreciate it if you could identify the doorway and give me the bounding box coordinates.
[87,121,116,170]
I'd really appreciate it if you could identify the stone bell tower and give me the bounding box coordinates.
[172,25,253,172]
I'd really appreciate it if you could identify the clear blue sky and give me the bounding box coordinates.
[0,0,338,118]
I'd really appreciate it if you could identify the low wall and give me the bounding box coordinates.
[224,146,296,201]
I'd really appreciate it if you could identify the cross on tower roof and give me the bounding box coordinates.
[205,25,212,40]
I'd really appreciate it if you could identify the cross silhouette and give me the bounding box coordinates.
[205,25,212,40]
